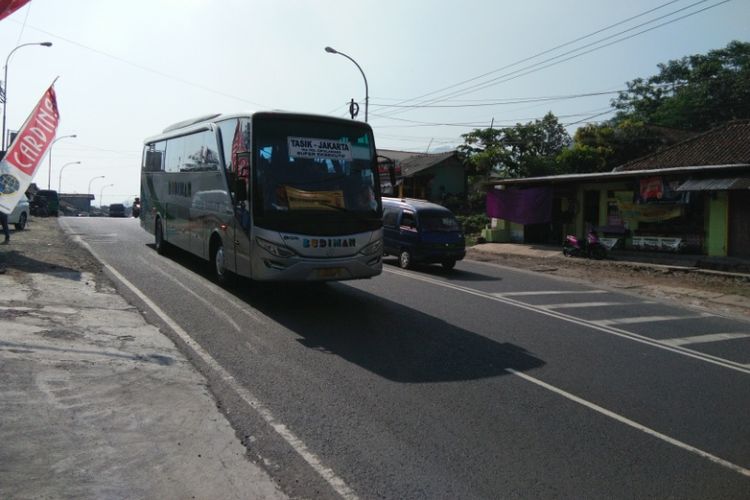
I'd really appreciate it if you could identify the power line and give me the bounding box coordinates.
[369,90,622,109]
[370,107,614,128]
[405,0,727,108]
[375,0,687,113]
[375,0,728,120]
[10,21,270,109]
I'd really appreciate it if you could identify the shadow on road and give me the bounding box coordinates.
[0,250,83,280]
[236,281,544,383]
[150,243,545,382]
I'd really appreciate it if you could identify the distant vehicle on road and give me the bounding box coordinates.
[31,189,59,216]
[132,197,141,218]
[108,203,126,217]
[8,196,29,230]
[382,197,465,270]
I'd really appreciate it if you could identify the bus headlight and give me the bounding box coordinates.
[256,237,296,258]
[359,239,383,256]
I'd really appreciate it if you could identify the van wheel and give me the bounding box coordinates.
[14,213,27,231]
[398,249,412,269]
[442,259,456,270]
[155,218,168,255]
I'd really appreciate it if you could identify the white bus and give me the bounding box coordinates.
[140,112,384,282]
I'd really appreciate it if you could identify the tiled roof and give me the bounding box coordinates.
[399,151,458,177]
[614,120,750,171]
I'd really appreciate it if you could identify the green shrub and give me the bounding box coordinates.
[456,213,489,235]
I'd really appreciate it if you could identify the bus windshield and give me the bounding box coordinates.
[253,118,378,218]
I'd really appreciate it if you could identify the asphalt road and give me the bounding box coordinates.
[62,217,750,499]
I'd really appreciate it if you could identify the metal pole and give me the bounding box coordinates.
[325,46,368,122]
[2,42,52,150]
[58,161,81,193]
[100,184,113,208]
[47,134,77,189]
[87,175,105,195]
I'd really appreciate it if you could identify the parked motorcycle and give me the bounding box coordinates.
[563,230,607,260]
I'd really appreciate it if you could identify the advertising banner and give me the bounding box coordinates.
[0,83,59,214]
[617,201,683,222]
[640,176,663,201]
[0,0,31,22]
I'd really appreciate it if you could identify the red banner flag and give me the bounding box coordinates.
[0,83,59,214]
[0,0,31,21]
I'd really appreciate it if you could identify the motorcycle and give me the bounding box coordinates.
[132,197,141,218]
[563,230,607,260]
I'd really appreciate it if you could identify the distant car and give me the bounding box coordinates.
[108,203,126,217]
[32,189,59,216]
[7,197,30,230]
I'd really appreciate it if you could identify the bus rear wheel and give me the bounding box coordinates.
[155,218,168,255]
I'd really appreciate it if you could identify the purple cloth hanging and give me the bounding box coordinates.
[486,187,553,224]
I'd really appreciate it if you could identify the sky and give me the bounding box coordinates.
[1,0,748,206]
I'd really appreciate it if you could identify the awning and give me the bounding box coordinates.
[676,177,750,191]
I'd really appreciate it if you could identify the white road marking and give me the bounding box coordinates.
[496,290,607,296]
[384,267,750,375]
[542,301,639,309]
[138,257,242,332]
[507,368,750,478]
[661,333,750,347]
[73,233,359,500]
[138,250,270,327]
[591,314,712,326]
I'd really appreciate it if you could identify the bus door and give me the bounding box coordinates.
[230,154,253,278]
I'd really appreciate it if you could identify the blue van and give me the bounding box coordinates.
[382,197,465,270]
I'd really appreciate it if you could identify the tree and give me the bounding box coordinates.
[556,120,673,173]
[613,40,750,131]
[459,112,571,180]
[458,112,571,209]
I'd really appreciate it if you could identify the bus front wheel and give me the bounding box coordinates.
[211,237,232,285]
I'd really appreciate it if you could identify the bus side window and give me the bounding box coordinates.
[144,141,166,172]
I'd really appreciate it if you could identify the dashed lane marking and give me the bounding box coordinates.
[661,332,750,347]
[591,314,713,326]
[495,290,608,296]
[384,267,750,375]
[541,301,647,309]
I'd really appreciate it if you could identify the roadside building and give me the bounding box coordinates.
[484,120,750,258]
[377,149,466,202]
[59,193,96,214]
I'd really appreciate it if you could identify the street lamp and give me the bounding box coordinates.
[48,134,77,189]
[325,46,368,122]
[88,175,105,195]
[58,161,81,193]
[2,41,53,150]
[99,183,114,208]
